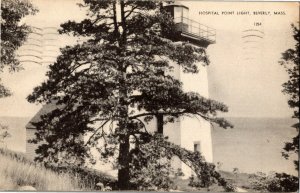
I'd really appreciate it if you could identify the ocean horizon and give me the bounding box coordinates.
[0,116,298,176]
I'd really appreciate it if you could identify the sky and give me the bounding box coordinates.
[0,1,299,118]
[184,2,299,118]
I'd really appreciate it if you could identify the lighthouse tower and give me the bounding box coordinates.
[161,2,216,177]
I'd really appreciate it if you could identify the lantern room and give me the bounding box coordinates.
[163,2,216,48]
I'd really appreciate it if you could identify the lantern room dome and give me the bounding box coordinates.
[163,2,216,48]
[164,2,189,10]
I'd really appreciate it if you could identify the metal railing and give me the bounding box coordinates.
[174,17,216,43]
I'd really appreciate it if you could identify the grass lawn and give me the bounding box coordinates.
[0,148,115,191]
[0,147,264,192]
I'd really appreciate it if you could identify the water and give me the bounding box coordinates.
[0,116,30,153]
[1,116,298,176]
[212,117,298,175]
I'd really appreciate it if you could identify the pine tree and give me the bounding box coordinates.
[279,24,299,171]
[28,0,232,190]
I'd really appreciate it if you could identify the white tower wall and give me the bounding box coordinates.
[164,62,213,178]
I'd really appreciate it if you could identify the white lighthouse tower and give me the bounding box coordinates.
[159,2,216,177]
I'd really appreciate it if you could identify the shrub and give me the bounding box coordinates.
[129,135,175,191]
[267,173,298,192]
[250,172,299,192]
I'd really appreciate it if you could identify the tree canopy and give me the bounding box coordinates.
[28,0,233,190]
[1,0,37,98]
[279,23,299,170]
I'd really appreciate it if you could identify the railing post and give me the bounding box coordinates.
[181,15,183,31]
[199,23,201,37]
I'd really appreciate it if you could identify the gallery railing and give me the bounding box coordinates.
[174,17,216,43]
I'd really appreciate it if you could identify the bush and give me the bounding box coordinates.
[250,172,299,192]
[129,135,175,191]
[267,173,298,192]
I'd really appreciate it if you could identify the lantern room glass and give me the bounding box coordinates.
[182,7,189,22]
[173,6,189,24]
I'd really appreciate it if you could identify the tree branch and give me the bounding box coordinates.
[85,119,110,145]
[124,5,139,19]
[129,111,187,120]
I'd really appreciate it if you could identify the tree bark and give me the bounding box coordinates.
[118,133,130,189]
[157,114,164,134]
[117,1,130,189]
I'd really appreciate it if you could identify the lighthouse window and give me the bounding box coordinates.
[182,7,188,18]
[194,141,201,153]
[174,7,182,21]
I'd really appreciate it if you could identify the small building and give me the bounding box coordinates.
[26,102,58,159]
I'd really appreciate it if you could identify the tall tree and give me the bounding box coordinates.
[28,0,232,190]
[1,0,36,141]
[279,24,299,170]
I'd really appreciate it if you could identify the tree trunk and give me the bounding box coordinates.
[118,134,130,190]
[157,114,164,134]
[117,1,130,189]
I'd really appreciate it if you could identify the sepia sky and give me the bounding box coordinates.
[184,2,299,118]
[0,1,299,118]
